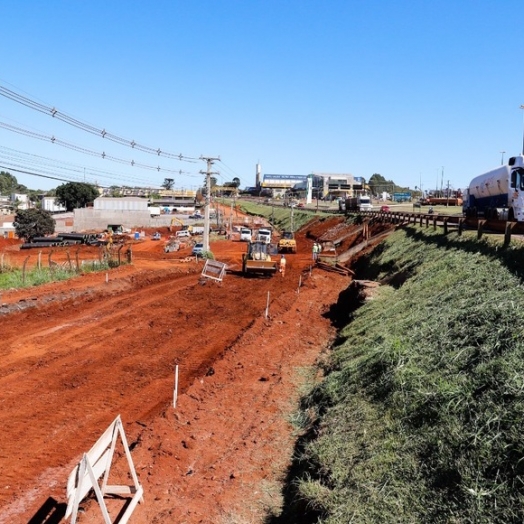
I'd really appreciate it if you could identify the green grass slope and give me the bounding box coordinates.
[290,227,524,523]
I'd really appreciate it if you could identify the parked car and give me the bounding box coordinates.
[380,205,391,212]
[297,203,305,208]
[175,230,192,238]
[189,213,204,219]
[192,242,205,256]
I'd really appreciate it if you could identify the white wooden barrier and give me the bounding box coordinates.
[65,415,144,523]
[201,259,226,282]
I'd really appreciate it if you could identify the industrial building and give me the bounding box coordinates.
[253,162,367,200]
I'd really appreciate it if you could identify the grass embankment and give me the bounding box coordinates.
[235,201,327,232]
[282,227,524,523]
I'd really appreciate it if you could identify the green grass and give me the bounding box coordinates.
[281,227,524,523]
[0,261,112,290]
[234,200,330,232]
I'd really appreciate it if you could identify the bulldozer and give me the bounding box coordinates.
[278,231,296,253]
[242,241,278,276]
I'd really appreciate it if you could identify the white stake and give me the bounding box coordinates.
[173,365,179,408]
[265,291,270,319]
[105,272,109,284]
[297,274,302,294]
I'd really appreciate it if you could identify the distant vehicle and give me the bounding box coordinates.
[278,231,296,253]
[463,154,524,220]
[380,205,391,212]
[344,195,373,212]
[152,232,162,240]
[189,213,204,219]
[192,242,205,256]
[256,228,272,244]
[149,206,161,217]
[297,203,305,208]
[175,230,192,238]
[240,227,252,242]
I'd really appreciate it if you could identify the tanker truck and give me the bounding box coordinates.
[463,155,524,221]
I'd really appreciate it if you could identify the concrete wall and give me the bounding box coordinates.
[74,208,189,231]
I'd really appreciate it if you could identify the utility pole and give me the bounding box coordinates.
[446,180,450,206]
[199,156,220,252]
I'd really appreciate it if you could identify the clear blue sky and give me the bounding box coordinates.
[0,0,523,193]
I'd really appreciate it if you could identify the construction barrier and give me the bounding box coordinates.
[65,415,143,523]
[201,259,227,282]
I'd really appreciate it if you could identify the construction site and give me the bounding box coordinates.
[0,204,394,523]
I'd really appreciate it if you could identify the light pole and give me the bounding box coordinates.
[500,151,506,165]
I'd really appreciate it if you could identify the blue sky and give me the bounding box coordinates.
[0,0,523,193]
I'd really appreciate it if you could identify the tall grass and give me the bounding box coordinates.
[0,262,111,290]
[288,227,524,523]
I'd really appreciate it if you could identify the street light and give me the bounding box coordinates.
[500,151,506,165]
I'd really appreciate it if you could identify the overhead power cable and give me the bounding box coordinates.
[0,120,194,174]
[0,84,198,162]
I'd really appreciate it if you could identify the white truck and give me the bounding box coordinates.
[344,195,373,212]
[240,227,252,242]
[463,154,524,221]
[149,206,161,217]
[256,228,272,244]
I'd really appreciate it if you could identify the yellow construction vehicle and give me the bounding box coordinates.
[242,241,278,276]
[170,217,192,233]
[278,231,296,253]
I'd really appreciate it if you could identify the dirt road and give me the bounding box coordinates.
[0,218,354,523]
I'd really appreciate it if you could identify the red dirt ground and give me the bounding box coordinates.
[0,214,384,523]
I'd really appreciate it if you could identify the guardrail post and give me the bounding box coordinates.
[433,216,437,230]
[504,221,516,246]
[443,217,449,234]
[477,219,486,240]
[458,218,464,236]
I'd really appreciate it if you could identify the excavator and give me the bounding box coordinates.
[169,217,193,233]
[242,241,278,276]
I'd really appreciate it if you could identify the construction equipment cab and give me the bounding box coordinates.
[240,227,252,242]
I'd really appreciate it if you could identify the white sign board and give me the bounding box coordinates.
[65,415,144,523]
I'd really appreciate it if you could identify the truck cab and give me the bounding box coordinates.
[256,228,271,244]
[240,228,252,242]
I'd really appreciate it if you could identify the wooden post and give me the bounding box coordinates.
[477,219,486,240]
[265,291,270,319]
[458,218,464,236]
[22,255,30,284]
[504,221,516,246]
[443,217,449,234]
[173,365,179,408]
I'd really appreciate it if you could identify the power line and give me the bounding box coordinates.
[0,84,198,162]
[0,120,192,174]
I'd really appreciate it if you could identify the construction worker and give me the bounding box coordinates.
[279,255,286,277]
[312,242,320,262]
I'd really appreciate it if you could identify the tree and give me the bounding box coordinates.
[232,177,241,188]
[14,208,55,241]
[55,182,99,211]
[162,178,174,190]
[0,171,17,194]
